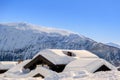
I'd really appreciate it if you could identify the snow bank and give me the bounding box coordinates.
[0,77,43,80]
[0,61,17,70]
[60,70,120,80]
[1,70,120,80]
[3,60,31,77]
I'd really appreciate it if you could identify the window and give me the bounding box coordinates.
[63,51,76,57]
[94,65,111,73]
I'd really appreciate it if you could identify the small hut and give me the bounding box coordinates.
[24,49,75,72]
[64,58,116,73]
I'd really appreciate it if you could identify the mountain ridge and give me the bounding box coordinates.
[106,42,120,49]
[0,22,120,66]
[0,22,79,36]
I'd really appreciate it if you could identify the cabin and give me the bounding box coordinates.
[23,49,99,73]
[0,61,17,74]
[64,58,116,73]
[3,49,117,78]
[23,49,75,73]
[23,49,115,74]
[4,60,57,78]
[23,55,67,72]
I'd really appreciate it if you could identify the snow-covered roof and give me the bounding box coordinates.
[33,49,75,65]
[3,60,31,77]
[2,49,117,79]
[22,66,57,78]
[64,58,116,73]
[0,61,17,70]
[3,60,57,78]
[33,49,98,65]
[62,49,98,58]
[4,48,84,77]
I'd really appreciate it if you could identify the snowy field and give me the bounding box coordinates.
[0,77,42,80]
[0,70,120,80]
[59,71,120,80]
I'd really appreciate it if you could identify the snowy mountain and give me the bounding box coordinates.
[106,42,120,49]
[0,22,120,66]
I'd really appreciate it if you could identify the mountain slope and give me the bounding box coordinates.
[0,22,120,66]
[106,42,120,49]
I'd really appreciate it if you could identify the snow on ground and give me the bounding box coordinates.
[59,70,120,80]
[0,61,17,70]
[1,70,120,80]
[0,77,43,80]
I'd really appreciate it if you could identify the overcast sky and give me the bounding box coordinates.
[0,0,120,44]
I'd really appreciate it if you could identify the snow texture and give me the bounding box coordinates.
[106,42,120,49]
[0,22,120,67]
[33,49,75,65]
[3,60,56,78]
[64,58,116,73]
[0,49,119,80]
[1,70,120,80]
[33,49,98,65]
[0,61,17,70]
